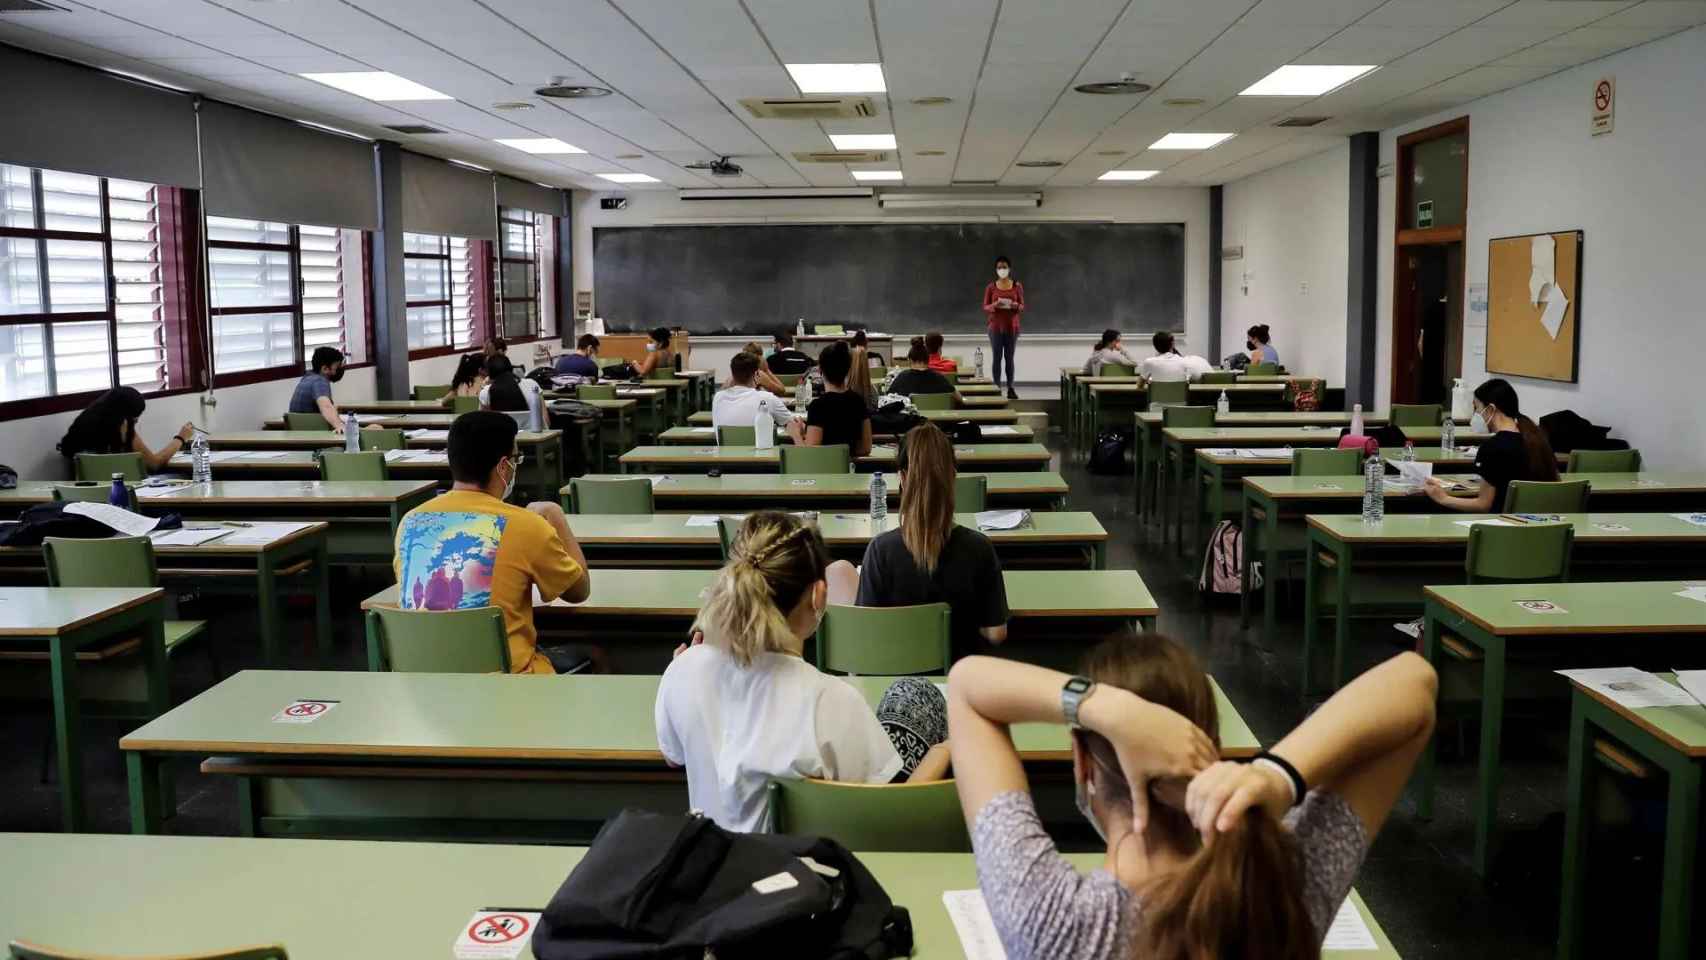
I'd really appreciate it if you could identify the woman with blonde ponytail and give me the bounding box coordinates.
[947,635,1436,960]
[655,511,950,833]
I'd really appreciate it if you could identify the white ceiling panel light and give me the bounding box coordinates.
[598,173,660,183]
[828,133,897,150]
[1098,170,1159,182]
[1240,65,1378,97]
[1149,133,1235,150]
[850,170,904,181]
[786,63,887,94]
[496,138,587,155]
[300,71,452,101]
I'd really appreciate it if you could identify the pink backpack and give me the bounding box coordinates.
[1338,434,1379,457]
[1198,521,1263,595]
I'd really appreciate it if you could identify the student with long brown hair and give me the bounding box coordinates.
[947,636,1436,960]
[1424,377,1559,512]
[847,345,877,410]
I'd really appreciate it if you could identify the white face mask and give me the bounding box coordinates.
[1075,775,1108,844]
[1470,406,1489,433]
[996,267,1010,279]
[500,458,517,501]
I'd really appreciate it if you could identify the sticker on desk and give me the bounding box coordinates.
[1591,522,1631,532]
[1671,513,1706,527]
[1513,600,1568,615]
[272,699,338,724]
[1323,899,1379,950]
[1634,479,1666,488]
[942,889,1007,960]
[789,478,817,486]
[1313,482,1343,491]
[453,910,540,959]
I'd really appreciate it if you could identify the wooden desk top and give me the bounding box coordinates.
[659,425,1035,444]
[1163,426,1491,446]
[618,444,1051,467]
[1247,470,1689,500]
[228,429,558,447]
[687,407,1021,426]
[0,521,327,558]
[1137,411,1470,427]
[569,471,1070,499]
[1309,512,1706,544]
[0,480,436,507]
[167,451,451,475]
[0,587,162,636]
[1088,382,1286,395]
[1571,672,1706,758]
[565,512,1106,545]
[1426,581,1706,636]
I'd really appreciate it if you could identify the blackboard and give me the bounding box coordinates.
[591,221,1184,336]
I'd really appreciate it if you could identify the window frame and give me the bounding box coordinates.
[405,233,487,360]
[494,207,543,345]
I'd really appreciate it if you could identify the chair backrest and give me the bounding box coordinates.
[448,395,480,414]
[816,603,950,675]
[1247,362,1279,376]
[1291,448,1364,476]
[776,373,802,387]
[1503,479,1590,513]
[577,383,617,400]
[1100,362,1137,378]
[717,516,741,560]
[1391,403,1443,428]
[1161,405,1216,429]
[284,412,329,431]
[910,392,954,411]
[412,384,451,401]
[1197,370,1238,384]
[73,452,145,482]
[953,474,988,512]
[717,425,756,446]
[767,777,969,853]
[569,477,654,514]
[43,536,158,588]
[1567,448,1641,473]
[1147,379,1190,406]
[53,482,132,509]
[9,942,289,960]
[318,451,388,482]
[1465,524,1574,584]
[358,429,404,452]
[644,367,676,381]
[781,444,850,474]
[367,607,509,673]
[816,324,845,335]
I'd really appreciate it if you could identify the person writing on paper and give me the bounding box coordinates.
[57,386,194,474]
[712,350,803,444]
[554,334,601,379]
[948,638,1436,960]
[288,346,348,431]
[889,338,955,398]
[982,255,1025,399]
[1424,378,1559,512]
[394,411,592,674]
[654,511,951,832]
[804,342,872,457]
[827,423,1008,658]
[1083,329,1140,376]
[633,326,675,378]
[1139,331,1213,383]
[1247,324,1279,366]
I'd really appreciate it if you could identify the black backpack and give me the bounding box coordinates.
[531,809,912,960]
[1088,429,1130,474]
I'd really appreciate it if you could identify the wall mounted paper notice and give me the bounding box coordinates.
[1466,282,1489,327]
[1674,670,1706,706]
[1529,233,1556,305]
[1557,667,1699,709]
[1539,282,1570,340]
[1324,899,1379,950]
[63,502,160,536]
[942,890,1008,960]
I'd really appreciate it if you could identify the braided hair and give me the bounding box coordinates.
[692,511,830,666]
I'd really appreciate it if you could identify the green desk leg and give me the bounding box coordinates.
[126,750,163,834]
[1262,500,1283,639]
[1331,538,1355,691]
[313,535,333,660]
[364,610,384,671]
[1301,528,1327,694]
[255,552,281,665]
[1557,691,1595,960]
[1091,541,1106,570]
[1131,416,1145,518]
[48,633,84,832]
[1137,615,1155,633]
[1239,492,1255,628]
[1416,606,1441,821]
[1658,758,1701,958]
[1471,629,1508,876]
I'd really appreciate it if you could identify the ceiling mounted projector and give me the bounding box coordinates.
[685,156,745,177]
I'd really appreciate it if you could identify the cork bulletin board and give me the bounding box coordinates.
[1485,230,1583,383]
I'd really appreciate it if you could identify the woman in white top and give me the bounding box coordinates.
[655,512,950,832]
[478,355,542,428]
[1083,329,1139,376]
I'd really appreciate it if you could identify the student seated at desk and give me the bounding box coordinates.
[483,336,507,362]
[925,331,957,373]
[888,339,956,398]
[633,326,676,378]
[768,331,815,376]
[480,355,543,428]
[395,411,591,675]
[57,386,194,473]
[439,354,489,407]
[1138,331,1213,383]
[804,342,872,457]
[948,641,1436,960]
[1247,323,1280,366]
[289,346,348,431]
[713,350,804,443]
[847,345,878,411]
[1424,378,1559,512]
[1083,328,1140,376]
[555,334,601,379]
[828,424,1008,658]
[732,342,789,396]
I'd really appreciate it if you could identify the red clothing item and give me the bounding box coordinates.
[927,354,958,373]
[983,281,1025,334]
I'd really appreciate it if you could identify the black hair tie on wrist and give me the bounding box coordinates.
[1251,750,1307,807]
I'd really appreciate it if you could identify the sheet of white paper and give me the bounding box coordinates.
[383,449,409,462]
[1671,512,1706,527]
[1395,461,1434,486]
[1454,518,1514,528]
[1529,234,1556,305]
[1674,670,1706,707]
[1539,282,1569,339]
[942,890,1008,960]
[62,502,160,536]
[221,521,314,546]
[982,425,1019,436]
[975,509,1030,531]
[406,429,450,440]
[239,450,289,460]
[354,414,389,423]
[1672,586,1706,605]
[1323,899,1379,951]
[684,515,722,527]
[148,528,232,547]
[1557,667,1700,709]
[205,451,248,463]
[1242,447,1294,459]
[688,427,714,434]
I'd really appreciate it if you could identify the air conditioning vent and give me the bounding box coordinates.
[1274,116,1330,128]
[791,150,889,164]
[741,96,877,120]
[0,0,70,12]
[385,124,446,135]
[951,180,999,188]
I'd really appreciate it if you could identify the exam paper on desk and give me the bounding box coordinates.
[1557,667,1699,709]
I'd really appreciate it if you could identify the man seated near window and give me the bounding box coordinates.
[555,334,601,379]
[289,346,347,431]
[768,331,816,376]
[394,411,593,674]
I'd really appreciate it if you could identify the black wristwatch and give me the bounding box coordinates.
[1061,675,1097,729]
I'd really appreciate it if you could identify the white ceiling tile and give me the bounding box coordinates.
[1493,24,1679,66]
[1418,64,1557,99]
[1294,24,1463,64]
[1238,0,1390,28]
[1357,1,1522,29]
[744,0,880,64]
[1598,2,1706,30]
[1473,1,1640,31]
[1411,26,1560,66]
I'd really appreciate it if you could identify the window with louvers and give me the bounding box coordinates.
[207,217,361,379]
[405,232,477,352]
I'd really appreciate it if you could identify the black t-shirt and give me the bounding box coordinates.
[856,526,1009,659]
[1473,429,1542,510]
[769,348,815,375]
[806,390,870,451]
[889,368,955,397]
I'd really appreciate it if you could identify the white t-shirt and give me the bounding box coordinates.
[1140,352,1214,383]
[712,384,793,429]
[479,378,543,428]
[655,644,903,832]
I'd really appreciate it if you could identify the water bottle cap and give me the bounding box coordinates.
[111,473,125,480]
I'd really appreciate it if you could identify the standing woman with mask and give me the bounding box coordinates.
[982,255,1025,399]
[57,386,194,473]
[1424,377,1559,512]
[633,326,676,378]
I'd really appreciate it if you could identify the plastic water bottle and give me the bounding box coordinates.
[1440,413,1456,453]
[343,412,359,452]
[752,406,774,449]
[1350,402,1365,436]
[974,347,985,379]
[1450,377,1470,421]
[796,318,806,336]
[108,473,128,508]
[795,373,812,409]
[1362,454,1385,524]
[190,431,211,484]
[1217,390,1230,416]
[1401,441,1415,462]
[869,472,888,524]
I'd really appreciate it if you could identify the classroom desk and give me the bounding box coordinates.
[165,449,453,483]
[567,471,1070,512]
[658,423,1035,445]
[549,386,671,440]
[212,429,561,499]
[1558,672,1706,960]
[1417,582,1706,879]
[1084,382,1290,447]
[685,406,1021,427]
[1304,513,1706,693]
[954,382,1000,395]
[0,520,331,666]
[548,397,636,471]
[121,667,1250,839]
[324,399,456,415]
[617,443,1052,474]
[0,587,165,831]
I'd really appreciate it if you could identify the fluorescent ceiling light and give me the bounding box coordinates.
[448,159,491,172]
[496,138,586,155]
[786,63,887,94]
[1098,170,1159,182]
[300,71,451,101]
[1149,132,1234,150]
[851,170,904,181]
[598,173,660,183]
[828,133,897,150]
[1240,64,1377,97]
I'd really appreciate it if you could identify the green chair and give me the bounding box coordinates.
[53,482,132,509]
[1391,403,1443,428]
[284,412,329,431]
[717,425,756,446]
[578,383,617,400]
[358,429,404,452]
[73,452,145,482]
[781,445,849,474]
[9,942,289,960]
[815,603,950,675]
[365,606,509,673]
[448,395,480,414]
[568,477,654,514]
[910,392,954,411]
[1465,523,1575,584]
[767,777,969,853]
[413,384,451,401]
[1503,479,1590,513]
[954,474,988,512]
[644,367,676,382]
[318,451,387,482]
[1247,362,1278,376]
[1567,448,1641,473]
[1161,405,1215,430]
[1099,362,1137,378]
[1146,379,1189,407]
[1197,371,1238,384]
[776,373,802,388]
[816,324,845,335]
[1291,448,1363,476]
[42,536,207,664]
[717,516,741,560]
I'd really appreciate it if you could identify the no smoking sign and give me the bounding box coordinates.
[1591,75,1614,136]
[454,910,541,959]
[271,699,339,724]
